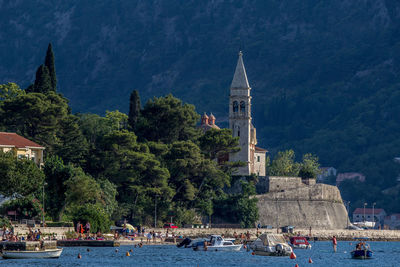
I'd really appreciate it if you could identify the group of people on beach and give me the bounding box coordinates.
[1,226,45,242]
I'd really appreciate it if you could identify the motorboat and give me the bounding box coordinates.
[192,235,242,251]
[351,238,373,259]
[289,236,311,249]
[1,248,63,259]
[177,237,208,248]
[250,233,292,256]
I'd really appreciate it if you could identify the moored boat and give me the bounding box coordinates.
[1,248,63,259]
[289,236,312,249]
[250,233,292,256]
[192,235,242,251]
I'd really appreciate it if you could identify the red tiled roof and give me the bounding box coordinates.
[255,146,268,152]
[0,132,44,149]
[353,208,385,215]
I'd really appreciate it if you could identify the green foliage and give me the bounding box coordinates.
[0,82,25,101]
[68,203,111,233]
[267,150,299,176]
[33,65,52,94]
[54,114,88,165]
[298,153,321,179]
[105,110,128,131]
[128,90,141,130]
[0,151,44,198]
[64,168,101,206]
[98,179,118,218]
[0,216,11,228]
[267,150,320,179]
[0,91,70,154]
[43,156,73,221]
[136,94,201,143]
[44,43,57,91]
[213,180,259,228]
[0,196,43,220]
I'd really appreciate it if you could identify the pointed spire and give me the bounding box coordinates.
[230,51,250,89]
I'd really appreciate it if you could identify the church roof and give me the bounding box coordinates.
[255,146,268,152]
[230,51,250,89]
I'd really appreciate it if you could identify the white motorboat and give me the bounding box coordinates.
[193,235,242,252]
[250,233,292,256]
[1,248,63,259]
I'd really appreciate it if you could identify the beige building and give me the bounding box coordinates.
[228,52,266,176]
[0,132,45,166]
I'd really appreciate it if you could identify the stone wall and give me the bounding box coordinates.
[267,176,304,192]
[256,184,350,229]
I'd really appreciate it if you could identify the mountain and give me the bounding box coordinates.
[1,0,400,210]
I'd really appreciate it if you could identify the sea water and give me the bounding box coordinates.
[0,241,398,266]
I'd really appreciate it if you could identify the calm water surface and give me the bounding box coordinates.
[0,241,398,266]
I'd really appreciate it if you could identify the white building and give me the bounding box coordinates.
[228,52,267,176]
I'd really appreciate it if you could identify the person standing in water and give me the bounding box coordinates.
[332,235,337,252]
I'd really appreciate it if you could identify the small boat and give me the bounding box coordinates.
[177,237,208,248]
[1,248,63,259]
[192,235,242,251]
[351,238,372,259]
[289,236,312,249]
[250,233,292,256]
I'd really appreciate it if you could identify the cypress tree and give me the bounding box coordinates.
[44,43,57,91]
[34,65,52,94]
[128,90,141,130]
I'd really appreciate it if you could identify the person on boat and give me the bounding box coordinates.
[233,231,238,239]
[332,236,337,252]
[356,242,362,250]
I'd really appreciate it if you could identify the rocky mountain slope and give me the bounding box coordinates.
[1,0,400,210]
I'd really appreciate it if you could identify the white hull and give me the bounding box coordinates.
[1,248,63,259]
[195,244,242,252]
[291,244,312,249]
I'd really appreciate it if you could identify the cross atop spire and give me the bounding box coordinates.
[230,51,250,89]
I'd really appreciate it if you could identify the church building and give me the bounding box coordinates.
[199,52,267,176]
[228,52,266,176]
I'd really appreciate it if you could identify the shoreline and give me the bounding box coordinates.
[12,226,400,242]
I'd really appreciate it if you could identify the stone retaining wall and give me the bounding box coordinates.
[255,184,350,229]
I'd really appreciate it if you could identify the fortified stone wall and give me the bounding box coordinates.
[256,184,350,229]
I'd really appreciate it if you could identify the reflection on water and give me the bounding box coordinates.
[0,241,398,267]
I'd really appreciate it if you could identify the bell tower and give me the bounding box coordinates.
[229,51,253,175]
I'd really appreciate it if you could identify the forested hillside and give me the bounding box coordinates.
[1,0,400,211]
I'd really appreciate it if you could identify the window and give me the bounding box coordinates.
[257,156,260,162]
[240,101,245,113]
[237,126,240,137]
[233,101,238,112]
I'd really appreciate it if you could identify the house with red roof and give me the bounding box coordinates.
[0,132,45,166]
[352,207,386,228]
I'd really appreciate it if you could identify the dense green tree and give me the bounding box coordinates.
[55,115,89,165]
[267,150,300,176]
[105,110,128,131]
[0,82,24,101]
[64,168,101,206]
[33,65,52,94]
[0,151,45,198]
[68,203,111,233]
[43,156,74,221]
[0,92,69,154]
[44,43,57,91]
[298,153,321,179]
[128,90,141,130]
[199,129,240,160]
[98,130,173,222]
[136,94,201,143]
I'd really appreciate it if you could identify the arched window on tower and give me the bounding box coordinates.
[233,101,238,113]
[240,101,245,114]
